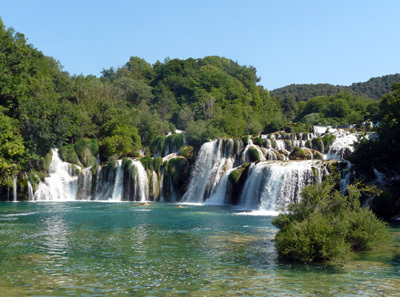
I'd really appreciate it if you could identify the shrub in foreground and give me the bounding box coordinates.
[272,179,391,263]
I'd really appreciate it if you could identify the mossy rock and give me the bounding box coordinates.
[252,137,263,146]
[165,157,190,188]
[271,140,278,149]
[305,140,312,149]
[163,134,185,154]
[278,149,289,158]
[122,157,133,172]
[68,164,81,177]
[262,139,270,149]
[140,157,154,171]
[228,163,249,185]
[248,147,261,162]
[321,134,336,152]
[179,145,194,160]
[312,138,325,153]
[59,144,82,167]
[150,136,166,155]
[153,157,163,174]
[106,158,118,169]
[242,136,249,145]
[310,149,324,160]
[75,139,99,167]
[289,147,307,160]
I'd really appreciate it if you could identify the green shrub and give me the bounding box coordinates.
[272,179,391,263]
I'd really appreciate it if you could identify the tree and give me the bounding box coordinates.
[114,77,153,106]
[0,107,25,186]
[272,178,390,263]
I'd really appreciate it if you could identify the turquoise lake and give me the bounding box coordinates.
[0,202,399,296]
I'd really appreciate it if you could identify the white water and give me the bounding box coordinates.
[77,167,92,200]
[182,139,237,202]
[27,181,34,201]
[205,168,234,205]
[34,149,80,201]
[241,140,266,163]
[111,160,123,201]
[327,131,359,160]
[373,168,386,184]
[239,161,321,212]
[13,177,17,202]
[132,160,149,202]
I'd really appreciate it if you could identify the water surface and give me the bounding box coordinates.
[0,202,399,296]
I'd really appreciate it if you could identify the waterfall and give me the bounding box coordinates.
[34,149,80,201]
[132,160,149,202]
[182,139,239,203]
[77,167,92,200]
[151,171,159,200]
[27,181,34,201]
[327,131,358,160]
[94,165,115,200]
[205,168,234,205]
[111,160,123,201]
[239,161,323,212]
[13,177,17,202]
[241,140,266,163]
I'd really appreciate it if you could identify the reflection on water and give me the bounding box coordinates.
[0,202,398,296]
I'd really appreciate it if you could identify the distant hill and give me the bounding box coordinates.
[270,74,400,101]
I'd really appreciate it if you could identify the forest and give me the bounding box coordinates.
[0,16,399,208]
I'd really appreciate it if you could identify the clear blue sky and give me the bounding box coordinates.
[1,0,399,90]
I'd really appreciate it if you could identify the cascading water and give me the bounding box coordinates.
[34,149,80,201]
[205,168,234,205]
[327,131,359,160]
[132,160,149,202]
[77,167,92,200]
[111,160,124,201]
[13,177,17,202]
[182,139,240,203]
[239,161,326,212]
[27,181,34,201]
[26,126,362,211]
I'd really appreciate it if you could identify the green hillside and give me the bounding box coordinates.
[270,74,400,102]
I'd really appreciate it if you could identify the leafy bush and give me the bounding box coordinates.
[272,179,391,263]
